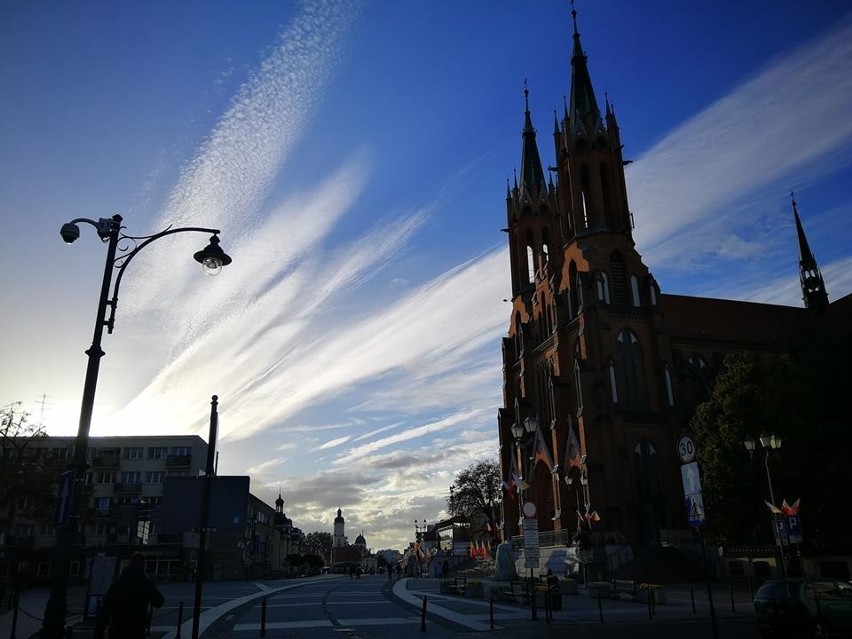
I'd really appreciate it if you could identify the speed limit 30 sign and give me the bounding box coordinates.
[677,434,696,464]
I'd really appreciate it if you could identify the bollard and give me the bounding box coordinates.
[176,601,184,639]
[489,596,495,630]
[421,595,427,632]
[730,585,736,612]
[10,588,21,639]
[544,589,550,625]
[598,590,604,623]
[690,584,696,613]
[647,589,653,620]
[260,596,267,637]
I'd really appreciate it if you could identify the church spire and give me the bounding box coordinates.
[792,192,828,310]
[519,83,546,197]
[568,4,600,131]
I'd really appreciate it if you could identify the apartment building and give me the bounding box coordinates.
[0,434,300,583]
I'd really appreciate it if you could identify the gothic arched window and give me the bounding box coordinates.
[596,272,610,304]
[630,275,641,307]
[568,261,579,318]
[615,329,647,409]
[610,252,629,305]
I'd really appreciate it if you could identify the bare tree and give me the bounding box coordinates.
[0,402,59,541]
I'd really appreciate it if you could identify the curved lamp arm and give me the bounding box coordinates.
[62,214,232,334]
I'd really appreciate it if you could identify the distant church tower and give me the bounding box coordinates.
[792,193,829,310]
[333,508,345,548]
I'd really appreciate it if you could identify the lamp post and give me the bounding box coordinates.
[743,432,786,578]
[511,415,539,622]
[41,215,231,638]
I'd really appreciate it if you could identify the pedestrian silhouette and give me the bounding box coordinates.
[95,553,164,639]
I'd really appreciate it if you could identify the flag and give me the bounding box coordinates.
[589,510,601,522]
[520,478,530,490]
[512,472,522,491]
[781,498,800,516]
[501,480,511,492]
[565,424,582,468]
[765,500,782,515]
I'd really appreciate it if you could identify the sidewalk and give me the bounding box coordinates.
[0,585,88,639]
[394,577,756,631]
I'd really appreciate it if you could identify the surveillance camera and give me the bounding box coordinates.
[60,222,80,244]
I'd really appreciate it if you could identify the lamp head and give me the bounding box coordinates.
[60,222,80,244]
[743,435,756,453]
[510,421,524,441]
[759,433,772,449]
[194,234,232,276]
[523,415,538,434]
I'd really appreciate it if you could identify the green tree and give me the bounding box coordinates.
[303,531,333,562]
[691,335,852,551]
[447,460,501,541]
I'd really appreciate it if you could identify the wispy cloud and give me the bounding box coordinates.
[629,18,852,272]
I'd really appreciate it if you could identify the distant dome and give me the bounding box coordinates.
[354,533,366,546]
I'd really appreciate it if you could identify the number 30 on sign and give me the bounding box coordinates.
[677,434,696,464]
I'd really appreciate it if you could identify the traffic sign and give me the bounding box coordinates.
[55,470,76,527]
[522,518,540,568]
[681,461,705,527]
[677,434,696,464]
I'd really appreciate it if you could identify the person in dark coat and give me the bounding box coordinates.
[96,553,164,639]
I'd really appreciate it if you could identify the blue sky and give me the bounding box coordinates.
[2,0,851,551]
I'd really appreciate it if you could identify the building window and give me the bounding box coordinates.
[580,165,591,228]
[596,272,610,304]
[568,261,579,318]
[608,363,618,404]
[616,330,647,409]
[664,367,675,406]
[123,447,143,460]
[148,447,167,460]
[95,497,111,511]
[574,361,584,412]
[610,252,629,305]
[630,275,641,307]
[170,446,191,457]
[526,245,535,284]
[121,471,142,484]
[95,523,110,535]
[167,469,189,477]
[95,472,115,484]
[145,471,165,485]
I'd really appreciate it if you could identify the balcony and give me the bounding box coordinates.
[166,454,192,468]
[114,482,142,493]
[91,456,120,469]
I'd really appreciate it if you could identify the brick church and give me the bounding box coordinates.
[497,8,852,546]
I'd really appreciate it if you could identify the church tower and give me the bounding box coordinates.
[333,508,346,548]
[792,193,829,310]
[499,5,675,545]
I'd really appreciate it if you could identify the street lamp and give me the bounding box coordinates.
[511,414,539,621]
[41,215,231,638]
[743,432,785,577]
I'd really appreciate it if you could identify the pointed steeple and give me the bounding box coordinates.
[519,84,546,197]
[569,5,600,130]
[792,192,828,310]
